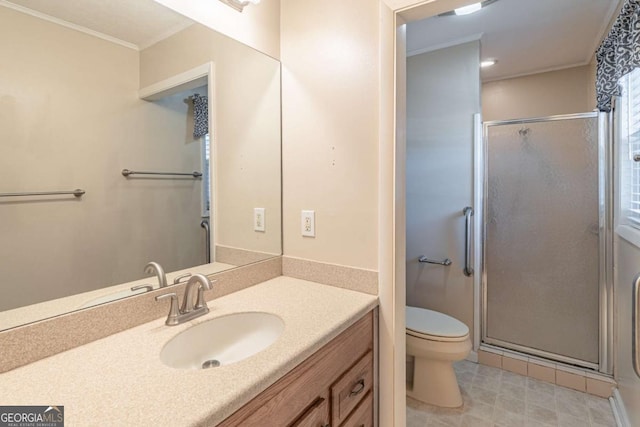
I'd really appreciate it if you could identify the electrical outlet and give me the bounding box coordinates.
[254,208,265,232]
[301,210,315,237]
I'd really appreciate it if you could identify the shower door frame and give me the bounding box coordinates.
[478,112,614,373]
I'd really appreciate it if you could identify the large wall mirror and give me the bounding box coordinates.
[0,0,281,331]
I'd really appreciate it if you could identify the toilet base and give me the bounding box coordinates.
[407,357,463,408]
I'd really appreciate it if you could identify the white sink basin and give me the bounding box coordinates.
[159,312,284,370]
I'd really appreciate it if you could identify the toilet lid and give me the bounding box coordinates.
[406,306,469,338]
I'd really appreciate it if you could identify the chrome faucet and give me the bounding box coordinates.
[144,262,167,288]
[181,274,212,313]
[155,274,215,326]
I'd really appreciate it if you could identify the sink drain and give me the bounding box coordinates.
[202,360,221,369]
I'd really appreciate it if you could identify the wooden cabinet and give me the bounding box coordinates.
[218,310,374,427]
[342,391,373,427]
[291,395,330,427]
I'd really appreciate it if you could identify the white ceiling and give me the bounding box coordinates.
[1,0,193,50]
[407,0,621,81]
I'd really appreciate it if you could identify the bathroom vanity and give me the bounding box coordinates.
[0,277,378,426]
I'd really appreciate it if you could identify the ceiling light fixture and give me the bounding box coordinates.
[219,0,260,13]
[481,59,497,68]
[454,2,482,16]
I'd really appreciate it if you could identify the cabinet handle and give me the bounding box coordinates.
[349,379,365,397]
[309,397,325,409]
[291,397,327,427]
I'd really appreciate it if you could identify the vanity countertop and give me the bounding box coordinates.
[0,276,378,426]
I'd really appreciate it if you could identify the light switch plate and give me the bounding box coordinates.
[254,208,265,232]
[301,210,315,237]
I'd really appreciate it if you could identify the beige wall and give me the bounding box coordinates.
[587,59,597,112]
[281,0,381,271]
[280,2,402,423]
[0,7,205,311]
[140,24,282,258]
[406,42,480,343]
[154,0,280,60]
[482,65,595,121]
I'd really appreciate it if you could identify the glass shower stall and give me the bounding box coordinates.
[480,113,612,372]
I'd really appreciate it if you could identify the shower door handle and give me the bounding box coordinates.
[463,207,474,277]
[634,273,640,378]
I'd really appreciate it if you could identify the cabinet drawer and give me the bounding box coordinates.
[340,391,373,427]
[331,350,373,426]
[290,395,330,427]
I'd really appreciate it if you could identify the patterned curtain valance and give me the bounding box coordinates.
[596,0,640,112]
[192,93,209,138]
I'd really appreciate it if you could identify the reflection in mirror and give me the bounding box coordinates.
[0,0,281,331]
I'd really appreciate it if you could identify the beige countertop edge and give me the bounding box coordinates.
[0,276,379,427]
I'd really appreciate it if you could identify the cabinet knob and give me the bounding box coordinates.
[349,379,365,397]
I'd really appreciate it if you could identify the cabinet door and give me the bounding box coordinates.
[340,391,373,427]
[290,396,330,427]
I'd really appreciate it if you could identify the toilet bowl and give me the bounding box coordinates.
[406,306,471,408]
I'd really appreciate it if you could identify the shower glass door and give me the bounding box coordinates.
[483,113,602,368]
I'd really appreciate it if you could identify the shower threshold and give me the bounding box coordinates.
[480,341,601,372]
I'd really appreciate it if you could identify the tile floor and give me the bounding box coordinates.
[406,361,617,427]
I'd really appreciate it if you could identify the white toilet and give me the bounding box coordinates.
[406,306,472,408]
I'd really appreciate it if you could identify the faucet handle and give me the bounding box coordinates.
[131,284,154,293]
[173,273,192,285]
[155,292,179,326]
